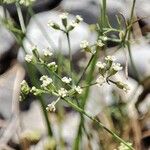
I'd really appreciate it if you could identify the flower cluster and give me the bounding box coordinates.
[40,75,53,89]
[3,0,35,6]
[22,47,84,112]
[46,102,56,112]
[25,54,33,63]
[48,12,83,32]
[24,74,83,112]
[95,55,130,92]
[80,39,104,54]
[25,47,57,72]
[20,80,30,100]
[61,76,72,84]
[58,88,68,98]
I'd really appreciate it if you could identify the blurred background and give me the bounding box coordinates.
[0,0,150,149]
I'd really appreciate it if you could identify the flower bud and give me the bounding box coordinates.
[96,61,106,75]
[96,75,106,86]
[32,46,39,60]
[20,80,30,95]
[75,15,83,23]
[25,54,34,63]
[67,21,78,32]
[116,81,130,92]
[47,62,58,72]
[48,22,60,30]
[80,40,92,53]
[96,40,105,47]
[119,31,125,40]
[58,88,68,98]
[59,13,68,27]
[61,76,72,84]
[46,102,56,112]
[30,87,42,96]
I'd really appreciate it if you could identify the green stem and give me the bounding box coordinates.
[15,3,26,33]
[81,82,97,88]
[63,98,134,150]
[77,54,95,85]
[127,0,140,81]
[127,42,140,80]
[66,32,73,82]
[73,49,99,149]
[102,0,107,26]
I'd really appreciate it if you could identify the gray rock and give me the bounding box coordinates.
[0,7,15,56]
[136,0,150,25]
[115,40,150,80]
[19,10,93,59]
[0,63,24,119]
[61,0,129,27]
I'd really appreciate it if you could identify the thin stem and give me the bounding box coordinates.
[77,54,95,85]
[127,43,140,80]
[81,82,97,88]
[63,98,134,150]
[66,32,73,82]
[74,49,99,149]
[127,0,140,81]
[102,0,107,26]
[15,3,26,33]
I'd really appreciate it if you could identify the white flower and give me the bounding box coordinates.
[116,81,130,93]
[62,77,72,84]
[74,86,83,94]
[40,75,53,88]
[48,22,60,30]
[46,102,56,112]
[48,22,54,27]
[112,63,123,71]
[30,86,36,91]
[30,86,40,96]
[43,50,53,57]
[96,75,106,86]
[58,88,68,98]
[47,62,58,72]
[105,55,116,62]
[20,80,30,95]
[25,54,33,63]
[76,15,83,22]
[47,62,56,67]
[80,40,89,49]
[70,21,78,28]
[96,40,104,47]
[101,36,108,41]
[96,61,106,69]
[123,84,130,92]
[59,13,68,20]
[20,80,27,86]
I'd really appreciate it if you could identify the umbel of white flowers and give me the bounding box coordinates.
[3,0,36,6]
[48,13,83,32]
[80,39,105,54]
[95,55,130,92]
